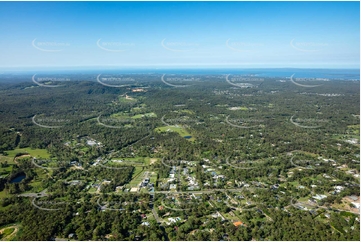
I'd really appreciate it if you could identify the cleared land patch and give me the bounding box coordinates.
[155,126,195,141]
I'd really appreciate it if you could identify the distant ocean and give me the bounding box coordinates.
[90,68,360,80]
[147,68,360,80]
[2,68,360,80]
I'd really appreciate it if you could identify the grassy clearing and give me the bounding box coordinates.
[227,106,249,111]
[80,147,89,152]
[223,211,241,222]
[26,170,48,192]
[110,111,156,120]
[0,204,12,212]
[4,148,50,159]
[1,227,15,235]
[179,109,195,115]
[110,157,151,166]
[333,134,359,139]
[0,224,20,241]
[298,196,310,202]
[155,126,195,141]
[0,166,12,175]
[132,112,157,119]
[149,158,158,165]
[149,171,158,184]
[88,187,97,193]
[0,155,15,178]
[106,161,130,167]
[0,190,9,199]
[347,124,360,135]
[119,96,137,103]
[110,112,131,119]
[0,227,15,240]
[0,174,9,179]
[28,181,43,193]
[128,167,145,187]
[131,107,144,112]
[0,155,13,164]
[293,150,319,158]
[332,133,359,145]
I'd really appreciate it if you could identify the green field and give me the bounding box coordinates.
[131,107,143,112]
[1,148,50,177]
[0,224,20,241]
[110,112,156,120]
[149,171,158,184]
[106,161,130,167]
[1,227,15,235]
[0,155,13,164]
[110,157,152,166]
[4,148,50,159]
[332,124,359,144]
[118,96,137,103]
[0,227,15,240]
[80,147,90,152]
[132,112,157,119]
[110,112,132,119]
[223,211,241,221]
[0,166,12,178]
[88,187,97,193]
[128,167,145,187]
[155,126,195,141]
[0,158,12,178]
[0,190,9,199]
[131,104,147,112]
[298,196,311,203]
[332,134,360,142]
[228,106,249,111]
[27,170,48,192]
[179,109,195,115]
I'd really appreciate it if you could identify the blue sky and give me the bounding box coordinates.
[0,1,359,70]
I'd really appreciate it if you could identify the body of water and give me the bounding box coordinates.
[156,68,360,80]
[1,68,359,84]
[9,174,26,183]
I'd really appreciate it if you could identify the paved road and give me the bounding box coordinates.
[161,115,171,126]
[31,197,61,211]
[150,193,161,223]
[152,207,161,223]
[289,156,313,170]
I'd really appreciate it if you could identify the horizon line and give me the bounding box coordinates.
[0,66,359,71]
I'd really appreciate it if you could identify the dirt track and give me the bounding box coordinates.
[0,225,19,241]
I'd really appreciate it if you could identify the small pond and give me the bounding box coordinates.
[9,174,26,183]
